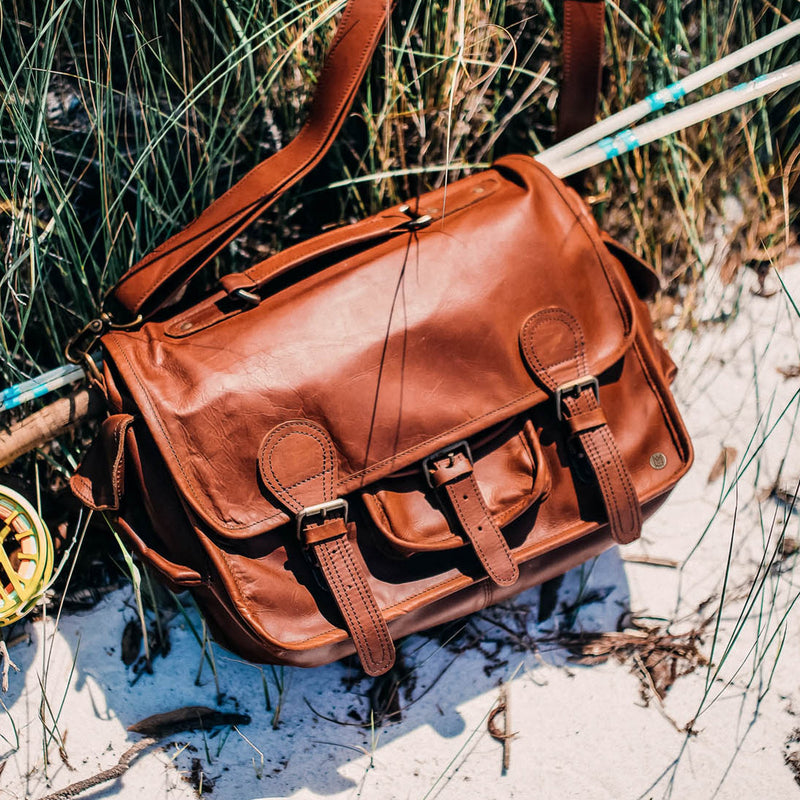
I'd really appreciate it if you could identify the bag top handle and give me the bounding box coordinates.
[110,0,604,320]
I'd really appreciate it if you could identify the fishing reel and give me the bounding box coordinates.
[0,485,54,626]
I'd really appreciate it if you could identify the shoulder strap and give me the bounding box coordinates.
[558,0,605,141]
[111,0,604,319]
[111,0,391,318]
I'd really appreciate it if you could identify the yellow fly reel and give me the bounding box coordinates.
[0,486,54,626]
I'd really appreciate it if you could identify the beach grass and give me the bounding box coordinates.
[1,0,797,392]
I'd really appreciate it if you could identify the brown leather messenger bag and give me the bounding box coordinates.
[69,0,693,676]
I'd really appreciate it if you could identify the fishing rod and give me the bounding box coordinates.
[548,62,800,177]
[538,18,800,169]
[0,356,100,412]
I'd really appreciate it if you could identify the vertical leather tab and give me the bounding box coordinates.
[520,308,642,544]
[309,518,396,676]
[558,0,605,142]
[70,413,135,511]
[427,451,519,586]
[259,420,395,676]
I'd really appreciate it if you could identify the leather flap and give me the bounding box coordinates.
[70,414,134,511]
[101,158,637,539]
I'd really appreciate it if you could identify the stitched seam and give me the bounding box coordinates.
[338,539,393,667]
[581,426,623,535]
[70,475,94,506]
[449,483,500,582]
[590,3,604,94]
[588,416,638,531]
[316,544,369,656]
[562,2,574,87]
[260,423,335,508]
[468,473,518,580]
[318,538,392,670]
[598,424,639,533]
[522,308,585,390]
[110,420,125,504]
[631,337,688,460]
[566,392,623,534]
[578,414,640,542]
[110,417,134,503]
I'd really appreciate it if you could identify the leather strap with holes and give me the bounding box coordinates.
[258,419,395,676]
[426,450,519,586]
[520,308,641,544]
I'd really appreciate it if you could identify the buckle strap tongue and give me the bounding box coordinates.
[558,381,642,544]
[299,515,394,676]
[259,420,395,676]
[425,443,519,587]
[520,308,642,545]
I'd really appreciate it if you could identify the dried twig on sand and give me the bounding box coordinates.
[39,706,250,800]
[40,736,158,800]
[487,682,517,772]
[562,623,710,703]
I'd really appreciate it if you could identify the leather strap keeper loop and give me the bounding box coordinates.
[427,451,474,488]
[566,406,608,435]
[219,272,258,296]
[301,517,348,547]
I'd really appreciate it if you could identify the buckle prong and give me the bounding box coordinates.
[232,287,260,307]
[296,499,349,538]
[398,205,433,231]
[554,376,600,422]
[422,440,473,488]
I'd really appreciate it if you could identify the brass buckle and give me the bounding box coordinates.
[422,440,473,488]
[296,499,349,539]
[554,376,599,422]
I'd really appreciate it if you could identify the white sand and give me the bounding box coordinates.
[2,255,799,800]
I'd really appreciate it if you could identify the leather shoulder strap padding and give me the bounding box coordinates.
[427,451,519,586]
[112,0,392,318]
[520,308,641,544]
[259,419,395,676]
[558,0,605,142]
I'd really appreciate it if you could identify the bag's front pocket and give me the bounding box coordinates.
[361,416,550,557]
